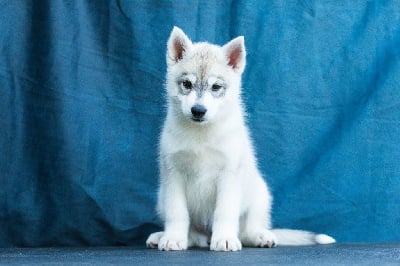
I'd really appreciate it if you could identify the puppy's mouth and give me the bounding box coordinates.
[191,117,206,123]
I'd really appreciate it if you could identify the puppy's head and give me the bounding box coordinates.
[165,27,246,125]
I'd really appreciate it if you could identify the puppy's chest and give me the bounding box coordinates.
[171,146,225,179]
[171,148,224,227]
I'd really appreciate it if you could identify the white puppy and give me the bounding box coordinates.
[146,27,335,251]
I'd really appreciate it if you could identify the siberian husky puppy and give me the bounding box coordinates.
[146,27,335,251]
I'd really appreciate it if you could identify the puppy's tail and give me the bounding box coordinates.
[271,229,335,246]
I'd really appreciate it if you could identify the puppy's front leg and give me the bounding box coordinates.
[210,172,242,251]
[158,170,189,251]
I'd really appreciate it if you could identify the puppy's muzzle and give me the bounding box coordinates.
[191,104,207,122]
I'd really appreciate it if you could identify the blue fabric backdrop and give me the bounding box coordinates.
[1,1,399,247]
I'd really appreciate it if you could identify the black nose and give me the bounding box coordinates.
[191,104,207,119]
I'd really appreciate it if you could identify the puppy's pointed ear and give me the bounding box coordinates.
[223,36,246,74]
[167,26,192,66]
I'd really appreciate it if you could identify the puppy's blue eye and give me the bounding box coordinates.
[182,80,192,89]
[212,84,222,92]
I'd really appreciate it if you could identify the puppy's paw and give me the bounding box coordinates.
[244,230,277,248]
[210,236,242,251]
[158,235,188,251]
[146,231,164,249]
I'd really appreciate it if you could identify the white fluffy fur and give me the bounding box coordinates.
[146,27,335,251]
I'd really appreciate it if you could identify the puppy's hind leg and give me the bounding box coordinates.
[146,231,164,249]
[240,178,277,248]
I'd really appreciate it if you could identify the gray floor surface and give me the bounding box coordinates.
[1,243,399,265]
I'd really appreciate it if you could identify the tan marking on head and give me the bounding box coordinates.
[192,44,219,83]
